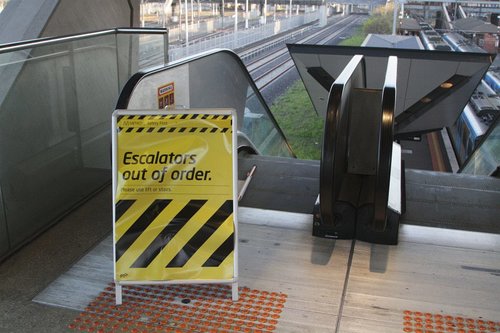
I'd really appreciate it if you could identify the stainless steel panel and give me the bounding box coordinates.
[125,50,293,157]
[288,44,492,135]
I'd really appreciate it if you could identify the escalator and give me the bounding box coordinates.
[288,44,494,244]
[115,45,494,246]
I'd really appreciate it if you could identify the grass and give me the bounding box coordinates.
[269,22,374,159]
[339,27,366,46]
[270,80,324,160]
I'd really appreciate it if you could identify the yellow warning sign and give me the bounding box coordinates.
[157,82,175,109]
[112,110,236,283]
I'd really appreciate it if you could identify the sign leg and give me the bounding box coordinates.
[115,284,123,305]
[232,282,239,302]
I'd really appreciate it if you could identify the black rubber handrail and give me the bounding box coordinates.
[373,56,397,231]
[320,54,365,226]
[319,82,342,226]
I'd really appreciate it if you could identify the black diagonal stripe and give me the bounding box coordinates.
[221,128,229,133]
[210,128,218,133]
[200,128,208,133]
[180,114,189,119]
[190,128,197,132]
[137,115,146,120]
[202,114,209,119]
[147,127,154,133]
[115,200,136,222]
[126,127,134,133]
[131,200,206,268]
[168,127,176,132]
[115,199,172,262]
[202,233,234,267]
[222,115,229,120]
[117,116,124,122]
[158,127,166,133]
[191,114,199,119]
[179,127,186,133]
[136,127,145,133]
[166,200,233,268]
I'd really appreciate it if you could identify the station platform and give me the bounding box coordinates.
[1,184,499,333]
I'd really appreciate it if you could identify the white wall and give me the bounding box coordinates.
[42,0,141,38]
[0,0,140,43]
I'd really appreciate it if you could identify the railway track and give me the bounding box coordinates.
[246,15,365,90]
[139,14,364,79]
[239,15,364,153]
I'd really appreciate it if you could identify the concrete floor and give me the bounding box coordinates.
[0,187,112,333]
[1,180,500,333]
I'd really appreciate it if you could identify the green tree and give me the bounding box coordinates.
[362,4,394,35]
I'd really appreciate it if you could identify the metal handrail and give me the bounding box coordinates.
[0,27,168,54]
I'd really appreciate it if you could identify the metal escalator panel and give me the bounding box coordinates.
[287,44,494,137]
[116,49,294,158]
[306,67,336,93]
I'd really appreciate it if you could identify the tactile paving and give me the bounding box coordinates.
[403,310,500,333]
[68,283,287,333]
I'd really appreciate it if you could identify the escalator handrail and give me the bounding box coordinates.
[373,56,397,231]
[0,27,168,54]
[320,54,365,226]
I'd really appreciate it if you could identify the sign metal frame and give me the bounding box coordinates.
[111,109,239,304]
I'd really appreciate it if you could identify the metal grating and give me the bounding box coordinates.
[68,283,287,333]
[403,310,500,333]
